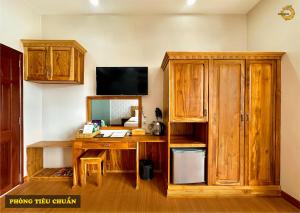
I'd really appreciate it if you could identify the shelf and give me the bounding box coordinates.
[170,136,206,148]
[27,141,72,148]
[30,168,72,181]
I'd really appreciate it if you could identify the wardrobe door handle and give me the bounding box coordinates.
[245,114,249,122]
[241,114,244,122]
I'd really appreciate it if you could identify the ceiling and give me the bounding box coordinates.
[23,0,261,15]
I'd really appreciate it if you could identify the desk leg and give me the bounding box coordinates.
[72,147,83,188]
[136,142,140,190]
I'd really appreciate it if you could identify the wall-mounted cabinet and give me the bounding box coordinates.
[161,52,284,197]
[22,40,86,84]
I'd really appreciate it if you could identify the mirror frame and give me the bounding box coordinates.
[86,96,142,128]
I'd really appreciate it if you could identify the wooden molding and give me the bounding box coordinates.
[27,141,72,148]
[167,185,281,197]
[281,191,300,209]
[161,52,286,70]
[21,39,87,53]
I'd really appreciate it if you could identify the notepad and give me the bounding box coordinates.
[110,132,127,138]
[100,130,129,138]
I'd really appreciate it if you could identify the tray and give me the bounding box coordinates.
[76,130,100,139]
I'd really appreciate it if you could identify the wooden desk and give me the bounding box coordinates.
[72,135,166,189]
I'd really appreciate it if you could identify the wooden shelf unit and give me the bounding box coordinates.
[27,141,73,180]
[168,122,208,185]
[169,122,208,148]
[170,136,206,148]
[30,168,72,181]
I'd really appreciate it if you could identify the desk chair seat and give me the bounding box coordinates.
[80,150,107,187]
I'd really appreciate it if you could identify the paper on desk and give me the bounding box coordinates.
[83,124,94,134]
[100,130,129,138]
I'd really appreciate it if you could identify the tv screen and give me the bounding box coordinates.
[96,67,148,95]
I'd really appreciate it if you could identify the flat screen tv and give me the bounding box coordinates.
[96,67,148,95]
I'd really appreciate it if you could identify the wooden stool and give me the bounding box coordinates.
[80,150,107,187]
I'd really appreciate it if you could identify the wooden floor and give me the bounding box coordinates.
[0,173,298,213]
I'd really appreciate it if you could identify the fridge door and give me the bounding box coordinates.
[172,149,206,184]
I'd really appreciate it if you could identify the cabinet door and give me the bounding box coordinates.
[24,47,48,80]
[50,47,74,81]
[245,60,276,186]
[170,60,208,122]
[208,60,245,185]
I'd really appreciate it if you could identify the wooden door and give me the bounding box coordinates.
[24,47,48,80]
[208,60,245,185]
[170,60,208,122]
[0,44,23,195]
[245,60,276,186]
[50,46,74,81]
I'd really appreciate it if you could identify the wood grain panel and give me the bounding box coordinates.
[104,143,164,172]
[139,143,163,171]
[163,63,170,128]
[245,60,276,186]
[106,150,136,171]
[170,123,194,136]
[22,40,86,84]
[0,140,12,192]
[27,148,43,177]
[50,47,73,81]
[209,60,245,186]
[275,60,281,185]
[0,44,23,195]
[78,52,84,84]
[25,47,48,80]
[170,123,208,143]
[170,60,208,122]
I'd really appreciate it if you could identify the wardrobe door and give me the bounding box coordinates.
[245,60,276,186]
[208,60,245,185]
[170,60,208,122]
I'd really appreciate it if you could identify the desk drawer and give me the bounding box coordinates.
[82,142,130,149]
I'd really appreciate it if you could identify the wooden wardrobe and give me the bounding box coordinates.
[161,52,284,197]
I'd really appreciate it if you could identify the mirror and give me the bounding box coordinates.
[87,96,142,128]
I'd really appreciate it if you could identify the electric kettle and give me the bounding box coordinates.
[148,121,165,136]
[148,108,165,136]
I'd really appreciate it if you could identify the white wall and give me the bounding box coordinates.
[248,0,300,200]
[41,14,247,139]
[40,14,247,167]
[0,0,42,176]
